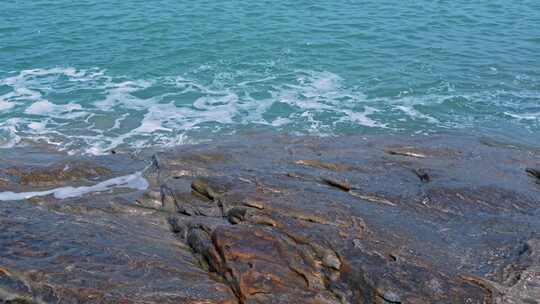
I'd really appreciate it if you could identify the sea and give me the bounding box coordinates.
[1,0,539,154]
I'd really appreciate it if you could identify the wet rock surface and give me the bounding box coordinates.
[0,133,539,303]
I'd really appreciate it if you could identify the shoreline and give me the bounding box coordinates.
[0,132,539,303]
[3,124,540,158]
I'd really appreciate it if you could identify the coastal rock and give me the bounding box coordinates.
[526,167,540,180]
[1,134,539,303]
[488,239,540,304]
[0,200,237,303]
[321,175,351,191]
[0,162,110,188]
[210,225,339,303]
[412,168,430,183]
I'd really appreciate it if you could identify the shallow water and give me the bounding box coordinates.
[1,1,539,154]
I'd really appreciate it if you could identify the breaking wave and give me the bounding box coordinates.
[0,67,538,154]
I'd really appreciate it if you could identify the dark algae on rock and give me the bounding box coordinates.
[0,133,539,303]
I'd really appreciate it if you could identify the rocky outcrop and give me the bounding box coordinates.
[0,134,539,303]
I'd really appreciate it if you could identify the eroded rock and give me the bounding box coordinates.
[1,134,539,303]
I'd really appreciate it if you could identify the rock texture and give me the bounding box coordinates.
[0,133,539,303]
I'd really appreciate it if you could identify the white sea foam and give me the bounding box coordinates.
[504,111,540,121]
[28,121,45,130]
[0,99,14,111]
[268,70,387,130]
[0,118,22,148]
[395,105,439,123]
[1,66,535,155]
[271,117,291,127]
[0,171,148,201]
[340,106,387,128]
[25,100,83,116]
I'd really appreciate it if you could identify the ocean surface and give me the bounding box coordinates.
[1,0,539,154]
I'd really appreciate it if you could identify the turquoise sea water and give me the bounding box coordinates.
[1,1,539,154]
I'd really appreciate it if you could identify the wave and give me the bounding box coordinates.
[0,67,538,154]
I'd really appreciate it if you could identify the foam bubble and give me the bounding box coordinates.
[24,100,54,115]
[0,99,14,111]
[135,114,172,133]
[395,105,439,123]
[25,100,84,119]
[341,107,387,128]
[0,118,22,148]
[28,121,45,130]
[270,117,291,127]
